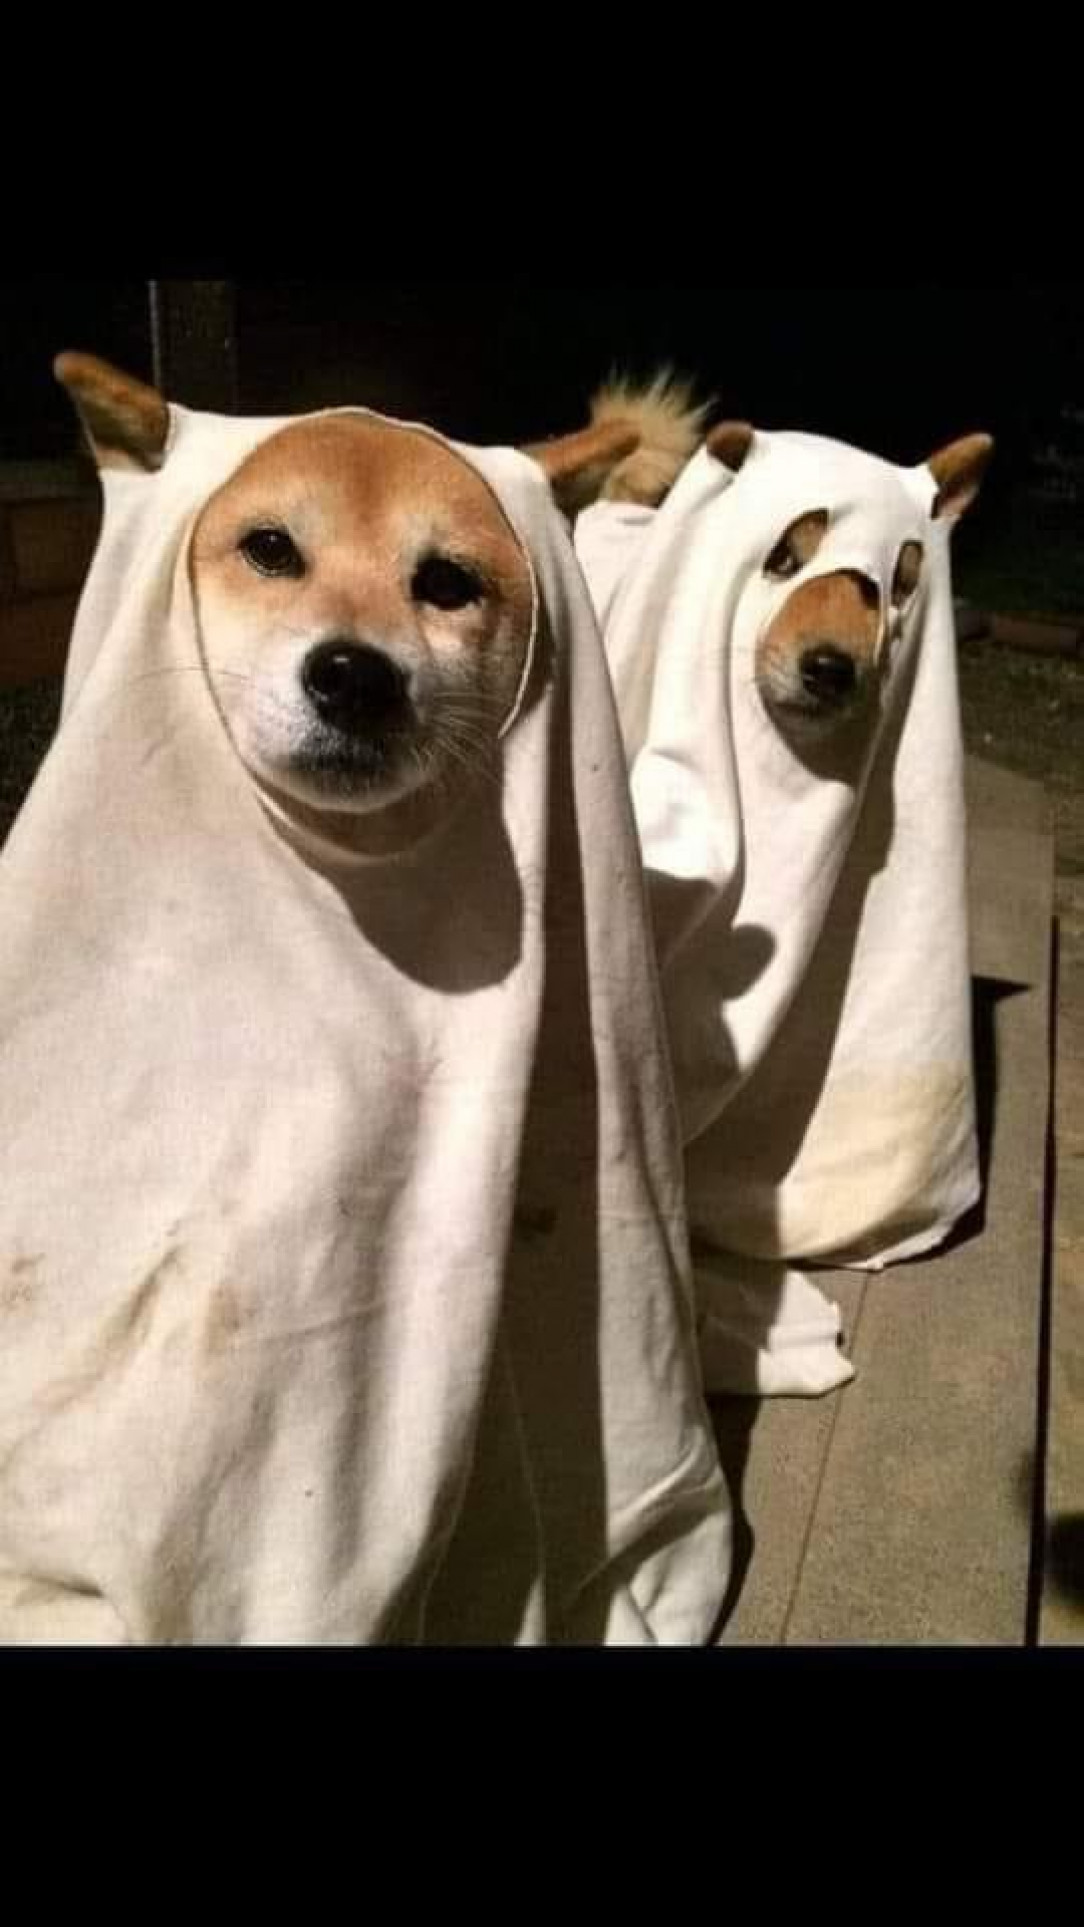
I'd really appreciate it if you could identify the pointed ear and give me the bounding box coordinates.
[704,420,756,473]
[522,420,641,515]
[54,352,170,473]
[926,433,994,522]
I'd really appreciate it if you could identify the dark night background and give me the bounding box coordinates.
[3,279,1082,610]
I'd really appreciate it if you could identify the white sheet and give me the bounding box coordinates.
[577,431,977,1397]
[0,401,731,1643]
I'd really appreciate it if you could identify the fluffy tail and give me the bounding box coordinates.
[589,367,712,505]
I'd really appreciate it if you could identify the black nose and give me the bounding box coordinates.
[799,645,858,704]
[301,641,408,733]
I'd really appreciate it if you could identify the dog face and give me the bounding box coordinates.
[705,420,993,738]
[54,352,639,828]
[754,515,924,729]
[190,414,536,816]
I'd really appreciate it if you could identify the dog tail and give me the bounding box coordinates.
[588,367,713,505]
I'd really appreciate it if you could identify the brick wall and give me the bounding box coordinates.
[0,468,100,689]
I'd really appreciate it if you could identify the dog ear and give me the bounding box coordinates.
[523,420,641,515]
[704,420,756,473]
[926,433,994,522]
[54,352,170,473]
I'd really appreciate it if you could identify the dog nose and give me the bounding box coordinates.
[302,641,408,732]
[799,645,858,704]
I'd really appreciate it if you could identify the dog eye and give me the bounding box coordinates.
[891,540,924,609]
[412,556,484,610]
[239,527,305,578]
[764,536,800,579]
[764,508,828,581]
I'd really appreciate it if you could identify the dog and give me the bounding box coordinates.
[571,374,996,1395]
[703,419,993,737]
[585,368,713,506]
[583,370,993,736]
[55,352,641,853]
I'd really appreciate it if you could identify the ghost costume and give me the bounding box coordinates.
[576,433,977,1398]
[0,400,731,1644]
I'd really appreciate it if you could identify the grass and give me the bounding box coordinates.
[956,499,1084,623]
[0,677,60,844]
[958,638,1084,878]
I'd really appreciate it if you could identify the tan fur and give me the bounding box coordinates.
[705,420,755,473]
[54,352,170,472]
[57,350,639,511]
[588,369,713,505]
[524,419,641,514]
[190,415,536,851]
[759,571,882,707]
[757,436,993,735]
[55,350,645,853]
[767,509,829,574]
[928,434,994,522]
[892,540,924,604]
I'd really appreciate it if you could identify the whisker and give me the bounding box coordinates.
[116,664,254,692]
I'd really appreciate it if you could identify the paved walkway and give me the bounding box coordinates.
[715,761,1059,1643]
[1041,851,1084,1642]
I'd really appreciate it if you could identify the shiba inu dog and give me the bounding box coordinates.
[584,369,993,736]
[55,352,640,848]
